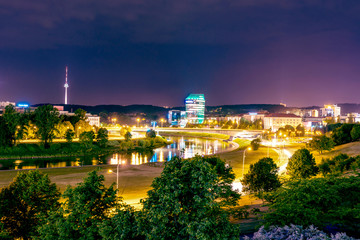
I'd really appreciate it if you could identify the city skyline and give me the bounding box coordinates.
[1,0,360,107]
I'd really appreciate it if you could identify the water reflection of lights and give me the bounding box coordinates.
[1,137,232,170]
[129,153,149,165]
[47,162,67,168]
[111,154,127,166]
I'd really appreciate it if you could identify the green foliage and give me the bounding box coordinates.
[308,135,335,154]
[79,130,95,147]
[296,124,305,137]
[65,129,75,143]
[264,176,360,233]
[54,121,74,138]
[331,124,355,145]
[287,148,318,179]
[38,171,118,240]
[74,108,87,121]
[350,125,360,141]
[120,126,132,137]
[250,138,261,150]
[146,129,156,138]
[0,116,12,147]
[75,119,93,136]
[34,105,60,148]
[318,154,358,176]
[125,131,132,141]
[140,156,240,240]
[241,157,281,200]
[0,222,12,239]
[99,205,144,240]
[3,104,19,145]
[0,170,60,239]
[96,128,109,147]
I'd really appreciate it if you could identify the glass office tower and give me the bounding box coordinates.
[185,94,205,124]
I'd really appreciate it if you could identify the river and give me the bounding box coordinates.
[0,136,234,170]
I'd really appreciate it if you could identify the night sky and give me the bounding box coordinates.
[1,0,360,107]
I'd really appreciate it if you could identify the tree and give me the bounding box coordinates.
[140,156,240,239]
[24,121,37,139]
[125,131,132,141]
[250,138,261,150]
[74,108,87,121]
[0,116,12,147]
[296,124,305,137]
[96,128,109,147]
[331,124,354,145]
[38,171,118,240]
[241,157,281,201]
[264,177,360,233]
[0,170,60,239]
[146,129,156,138]
[34,105,60,148]
[75,119,92,137]
[3,104,19,145]
[79,130,95,148]
[99,205,143,240]
[318,154,356,176]
[284,125,295,136]
[16,112,31,141]
[65,129,75,143]
[350,125,360,141]
[287,148,318,179]
[308,135,335,154]
[54,121,74,138]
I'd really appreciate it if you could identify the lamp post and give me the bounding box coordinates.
[160,118,164,128]
[108,157,121,196]
[242,147,252,178]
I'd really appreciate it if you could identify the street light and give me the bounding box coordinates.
[108,157,122,195]
[242,147,252,178]
[136,118,140,127]
[160,118,164,128]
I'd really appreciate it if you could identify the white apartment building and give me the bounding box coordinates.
[263,113,302,131]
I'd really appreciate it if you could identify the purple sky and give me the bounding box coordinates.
[1,0,360,107]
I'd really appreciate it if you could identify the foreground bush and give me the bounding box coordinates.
[244,225,355,240]
[0,170,60,239]
[140,156,241,239]
[264,177,360,234]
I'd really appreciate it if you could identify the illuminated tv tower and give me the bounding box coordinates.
[64,66,69,105]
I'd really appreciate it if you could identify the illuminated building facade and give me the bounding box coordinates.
[185,94,205,124]
[320,104,341,117]
[168,110,186,127]
[263,113,302,131]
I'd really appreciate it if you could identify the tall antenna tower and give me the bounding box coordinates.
[64,66,69,105]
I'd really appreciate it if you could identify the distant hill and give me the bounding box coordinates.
[33,104,168,116]
[33,103,287,116]
[206,104,286,115]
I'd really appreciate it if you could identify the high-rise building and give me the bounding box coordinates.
[185,94,205,124]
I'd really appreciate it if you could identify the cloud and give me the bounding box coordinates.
[1,0,359,49]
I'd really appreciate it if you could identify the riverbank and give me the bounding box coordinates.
[0,136,170,160]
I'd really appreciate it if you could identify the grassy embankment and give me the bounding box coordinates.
[312,141,360,163]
